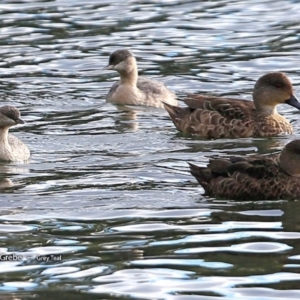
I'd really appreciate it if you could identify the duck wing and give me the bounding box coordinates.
[164,95,255,138]
[184,94,254,120]
[137,77,169,96]
[189,154,288,200]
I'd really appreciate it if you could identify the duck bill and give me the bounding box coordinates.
[103,65,114,70]
[286,94,300,110]
[16,118,25,124]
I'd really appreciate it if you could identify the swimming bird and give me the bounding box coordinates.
[163,72,300,138]
[189,140,300,200]
[0,105,30,162]
[104,49,178,108]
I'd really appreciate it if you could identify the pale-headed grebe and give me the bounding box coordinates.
[105,49,178,108]
[0,105,30,162]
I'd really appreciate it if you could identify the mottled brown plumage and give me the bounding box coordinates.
[189,140,300,200]
[164,72,300,138]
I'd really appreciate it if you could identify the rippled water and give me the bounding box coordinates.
[0,0,300,299]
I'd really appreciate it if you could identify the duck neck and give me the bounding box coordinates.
[280,150,300,177]
[118,57,138,86]
[256,104,277,116]
[253,89,277,116]
[0,127,10,146]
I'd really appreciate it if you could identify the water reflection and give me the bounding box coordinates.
[0,0,300,299]
[0,178,13,189]
[0,164,30,190]
[111,105,140,132]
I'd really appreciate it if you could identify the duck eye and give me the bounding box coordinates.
[272,80,284,88]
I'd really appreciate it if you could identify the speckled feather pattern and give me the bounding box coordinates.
[189,145,300,200]
[164,96,293,138]
[164,72,299,138]
[190,140,300,200]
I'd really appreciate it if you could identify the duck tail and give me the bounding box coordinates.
[162,101,182,120]
[188,162,211,190]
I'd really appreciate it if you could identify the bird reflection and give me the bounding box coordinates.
[0,164,29,189]
[113,104,139,132]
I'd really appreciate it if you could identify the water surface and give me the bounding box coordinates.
[0,0,300,299]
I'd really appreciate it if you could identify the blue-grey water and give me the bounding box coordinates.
[0,0,300,299]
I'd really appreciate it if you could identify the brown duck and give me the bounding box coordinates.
[164,72,300,138]
[189,140,300,200]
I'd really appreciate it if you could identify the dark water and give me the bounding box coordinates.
[0,0,300,299]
